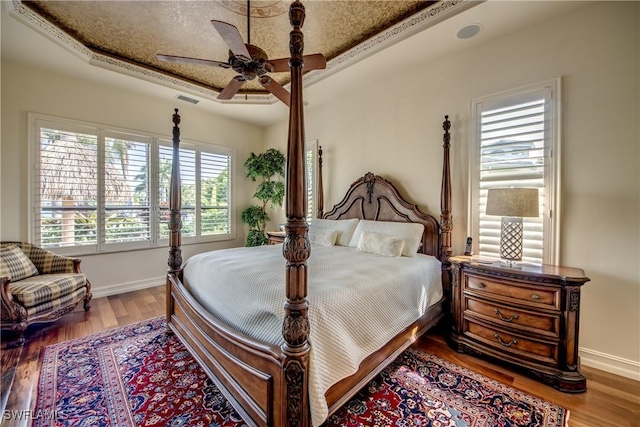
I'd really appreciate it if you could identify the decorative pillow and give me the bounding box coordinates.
[309,218,359,247]
[348,220,424,257]
[0,245,39,281]
[357,231,405,257]
[309,228,339,247]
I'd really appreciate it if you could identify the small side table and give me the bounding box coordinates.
[448,255,590,392]
[266,231,285,245]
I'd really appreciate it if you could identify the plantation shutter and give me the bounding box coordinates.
[157,143,232,241]
[472,81,559,265]
[200,151,231,235]
[103,134,151,246]
[179,147,197,239]
[36,126,99,248]
[157,144,173,240]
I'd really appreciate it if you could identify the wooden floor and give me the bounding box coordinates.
[2,285,638,427]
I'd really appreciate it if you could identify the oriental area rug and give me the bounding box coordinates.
[33,317,569,427]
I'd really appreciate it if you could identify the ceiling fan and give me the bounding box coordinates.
[157,1,326,106]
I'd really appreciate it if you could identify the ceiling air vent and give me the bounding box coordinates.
[175,94,199,104]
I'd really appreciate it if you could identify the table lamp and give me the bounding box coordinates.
[485,188,539,264]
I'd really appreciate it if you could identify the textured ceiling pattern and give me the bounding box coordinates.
[22,0,437,96]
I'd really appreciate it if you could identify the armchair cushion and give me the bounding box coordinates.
[0,245,39,281]
[9,273,87,308]
[25,287,87,318]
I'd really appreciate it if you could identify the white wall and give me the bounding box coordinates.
[1,61,264,297]
[265,2,640,378]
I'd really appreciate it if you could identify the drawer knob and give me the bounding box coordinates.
[495,309,519,322]
[494,333,518,347]
[531,294,541,300]
[475,282,486,289]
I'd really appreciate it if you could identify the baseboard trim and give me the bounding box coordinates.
[91,277,165,299]
[580,347,640,381]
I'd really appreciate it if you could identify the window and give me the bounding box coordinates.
[31,114,234,254]
[157,143,232,242]
[305,141,318,222]
[469,79,560,265]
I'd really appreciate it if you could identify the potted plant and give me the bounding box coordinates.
[242,148,286,246]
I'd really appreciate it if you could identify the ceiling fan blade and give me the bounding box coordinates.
[303,53,327,71]
[260,76,290,107]
[267,53,327,73]
[157,54,230,68]
[211,20,251,61]
[266,57,290,73]
[218,76,246,100]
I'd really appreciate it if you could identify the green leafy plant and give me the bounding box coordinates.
[242,148,285,246]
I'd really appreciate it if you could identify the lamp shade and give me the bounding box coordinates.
[486,188,539,218]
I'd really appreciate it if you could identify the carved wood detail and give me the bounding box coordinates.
[364,172,375,203]
[282,3,311,425]
[569,288,580,312]
[284,358,308,427]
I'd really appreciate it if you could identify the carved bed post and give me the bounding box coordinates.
[167,109,183,322]
[281,2,311,426]
[440,115,453,304]
[317,145,324,218]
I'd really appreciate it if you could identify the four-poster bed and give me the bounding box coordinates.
[165,2,453,426]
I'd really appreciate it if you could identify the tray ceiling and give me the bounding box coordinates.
[14,0,467,104]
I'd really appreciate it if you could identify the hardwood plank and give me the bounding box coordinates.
[107,295,128,318]
[1,285,637,427]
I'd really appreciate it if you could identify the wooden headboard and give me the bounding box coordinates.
[323,173,440,258]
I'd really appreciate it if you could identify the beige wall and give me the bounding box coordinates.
[1,61,264,296]
[265,2,640,377]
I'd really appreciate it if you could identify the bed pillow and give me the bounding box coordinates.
[0,245,39,281]
[348,220,424,257]
[309,228,339,247]
[309,218,359,247]
[357,231,405,257]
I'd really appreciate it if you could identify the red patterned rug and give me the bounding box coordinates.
[34,317,569,427]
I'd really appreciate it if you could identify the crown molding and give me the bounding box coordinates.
[8,0,477,105]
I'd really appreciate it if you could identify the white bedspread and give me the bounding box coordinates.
[182,243,442,426]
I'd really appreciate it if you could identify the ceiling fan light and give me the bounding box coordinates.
[456,24,482,40]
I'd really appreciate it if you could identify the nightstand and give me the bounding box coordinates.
[448,255,590,392]
[266,231,285,245]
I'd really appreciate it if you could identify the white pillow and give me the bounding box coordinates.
[309,228,339,247]
[348,220,424,257]
[309,218,359,247]
[357,231,404,257]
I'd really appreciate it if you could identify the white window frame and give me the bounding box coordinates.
[306,140,318,223]
[468,78,561,265]
[156,139,235,246]
[29,113,235,255]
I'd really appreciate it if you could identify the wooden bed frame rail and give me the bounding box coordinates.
[166,2,452,426]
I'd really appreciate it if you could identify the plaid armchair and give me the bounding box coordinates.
[1,242,92,346]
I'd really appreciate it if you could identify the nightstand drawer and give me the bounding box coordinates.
[464,297,560,338]
[465,320,559,366]
[465,275,560,310]
[450,256,590,392]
